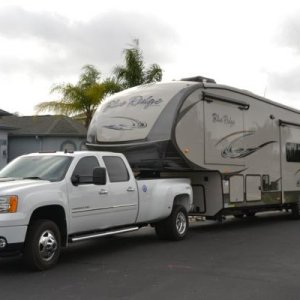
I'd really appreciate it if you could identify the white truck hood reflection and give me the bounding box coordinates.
[0,178,51,193]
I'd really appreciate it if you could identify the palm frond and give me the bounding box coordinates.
[145,64,163,83]
[35,101,76,115]
[113,39,162,88]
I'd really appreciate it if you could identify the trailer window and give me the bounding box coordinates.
[286,143,300,162]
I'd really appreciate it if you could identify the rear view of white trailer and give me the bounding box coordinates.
[87,76,300,219]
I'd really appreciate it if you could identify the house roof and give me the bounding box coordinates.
[0,115,87,137]
[0,109,13,117]
[0,124,15,130]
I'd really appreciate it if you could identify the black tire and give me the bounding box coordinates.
[23,219,61,271]
[292,204,300,219]
[291,197,300,219]
[155,205,189,241]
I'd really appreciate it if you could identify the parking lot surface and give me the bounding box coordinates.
[1,212,300,300]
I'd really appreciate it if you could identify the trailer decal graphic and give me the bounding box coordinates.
[216,131,277,159]
[295,170,300,187]
[103,117,147,131]
[212,113,235,127]
[103,96,163,112]
[128,96,163,109]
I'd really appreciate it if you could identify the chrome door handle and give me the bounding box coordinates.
[127,187,136,192]
[99,189,108,195]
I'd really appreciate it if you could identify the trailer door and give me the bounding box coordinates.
[279,121,300,203]
[203,92,248,166]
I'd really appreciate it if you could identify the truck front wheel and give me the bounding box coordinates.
[23,219,61,271]
[155,205,189,241]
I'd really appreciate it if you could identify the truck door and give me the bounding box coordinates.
[68,155,139,234]
[279,120,300,203]
[102,156,139,227]
[68,155,114,233]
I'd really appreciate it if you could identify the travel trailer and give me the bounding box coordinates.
[87,76,300,220]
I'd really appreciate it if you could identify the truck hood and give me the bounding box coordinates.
[0,178,51,194]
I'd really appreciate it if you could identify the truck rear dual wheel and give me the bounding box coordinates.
[292,203,300,219]
[155,205,189,241]
[23,220,61,271]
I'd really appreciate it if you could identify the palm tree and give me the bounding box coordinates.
[113,39,163,89]
[35,65,119,128]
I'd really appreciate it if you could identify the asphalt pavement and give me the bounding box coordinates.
[1,212,300,300]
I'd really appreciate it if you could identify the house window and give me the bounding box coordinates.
[286,143,300,162]
[61,140,77,152]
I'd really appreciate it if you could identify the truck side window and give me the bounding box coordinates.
[103,156,129,182]
[72,156,100,185]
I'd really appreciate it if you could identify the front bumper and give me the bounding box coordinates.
[0,225,27,256]
[0,242,23,257]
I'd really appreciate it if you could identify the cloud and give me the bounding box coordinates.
[0,6,179,79]
[277,13,300,53]
[267,12,300,93]
[267,67,300,93]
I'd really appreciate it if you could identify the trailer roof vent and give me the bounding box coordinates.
[181,76,216,84]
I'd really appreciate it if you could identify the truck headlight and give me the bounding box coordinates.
[0,196,18,213]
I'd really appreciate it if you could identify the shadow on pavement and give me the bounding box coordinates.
[0,211,297,273]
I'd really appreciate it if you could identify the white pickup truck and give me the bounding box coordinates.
[0,151,192,270]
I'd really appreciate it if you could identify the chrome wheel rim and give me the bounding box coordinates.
[38,230,57,262]
[176,211,187,235]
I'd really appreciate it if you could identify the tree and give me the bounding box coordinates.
[113,39,163,89]
[35,65,118,128]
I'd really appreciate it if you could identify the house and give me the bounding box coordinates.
[0,114,87,166]
[0,110,14,169]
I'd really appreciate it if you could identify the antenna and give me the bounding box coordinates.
[264,86,267,98]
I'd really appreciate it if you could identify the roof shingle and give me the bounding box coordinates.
[0,115,87,136]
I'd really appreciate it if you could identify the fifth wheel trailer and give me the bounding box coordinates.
[87,76,300,219]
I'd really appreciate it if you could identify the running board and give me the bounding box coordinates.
[70,226,139,242]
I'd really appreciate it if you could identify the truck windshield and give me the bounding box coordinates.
[0,156,73,182]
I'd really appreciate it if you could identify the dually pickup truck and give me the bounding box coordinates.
[0,151,192,270]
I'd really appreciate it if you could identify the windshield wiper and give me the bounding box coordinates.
[0,177,20,181]
[23,176,43,180]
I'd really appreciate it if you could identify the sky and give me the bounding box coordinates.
[1,0,300,115]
